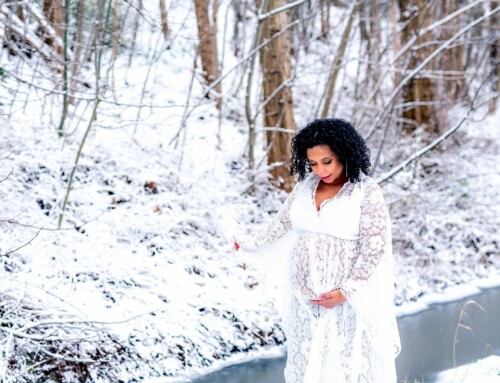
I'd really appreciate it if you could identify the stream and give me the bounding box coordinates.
[183,285,500,383]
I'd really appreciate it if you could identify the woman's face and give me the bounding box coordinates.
[306,144,346,185]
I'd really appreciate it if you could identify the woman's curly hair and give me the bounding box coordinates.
[290,118,371,182]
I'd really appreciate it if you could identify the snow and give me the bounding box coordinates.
[432,355,500,383]
[0,1,499,382]
[395,282,487,317]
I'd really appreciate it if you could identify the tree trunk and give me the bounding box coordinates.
[57,0,70,137]
[69,0,86,104]
[367,0,381,84]
[490,0,499,113]
[438,0,465,100]
[193,0,221,109]
[398,0,439,134]
[159,0,169,39]
[320,0,331,38]
[391,0,400,86]
[43,0,63,54]
[260,0,296,191]
[320,3,358,119]
[128,0,142,67]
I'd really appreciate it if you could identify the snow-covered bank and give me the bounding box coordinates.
[0,120,288,382]
[395,273,500,317]
[432,355,500,383]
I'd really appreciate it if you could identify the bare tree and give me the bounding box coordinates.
[397,0,439,134]
[489,0,499,113]
[259,0,297,191]
[193,0,222,109]
[320,0,331,38]
[319,2,358,119]
[360,0,382,94]
[57,0,70,137]
[437,0,466,100]
[159,0,169,39]
[69,0,86,105]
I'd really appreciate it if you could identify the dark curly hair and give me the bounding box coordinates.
[290,118,371,182]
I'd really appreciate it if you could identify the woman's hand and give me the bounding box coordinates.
[310,289,346,309]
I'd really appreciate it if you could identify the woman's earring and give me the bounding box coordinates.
[345,163,349,178]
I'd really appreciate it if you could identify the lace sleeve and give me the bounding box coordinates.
[341,179,390,293]
[339,178,401,358]
[237,181,302,252]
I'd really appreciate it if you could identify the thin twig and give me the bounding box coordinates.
[1,207,108,232]
[0,167,14,183]
[0,227,42,257]
[452,300,486,367]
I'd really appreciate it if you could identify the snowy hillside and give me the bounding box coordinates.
[1,1,499,382]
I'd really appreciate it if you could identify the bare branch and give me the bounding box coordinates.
[257,0,308,21]
[0,227,42,257]
[1,206,108,232]
[354,0,487,128]
[0,168,14,183]
[391,0,484,65]
[257,127,296,134]
[366,5,500,140]
[376,73,494,184]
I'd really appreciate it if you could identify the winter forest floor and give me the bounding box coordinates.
[1,2,500,382]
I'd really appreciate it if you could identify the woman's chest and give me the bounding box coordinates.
[290,181,363,240]
[314,183,344,210]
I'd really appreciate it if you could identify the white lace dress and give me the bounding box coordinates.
[238,173,401,383]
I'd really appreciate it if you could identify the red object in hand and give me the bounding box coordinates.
[234,241,240,251]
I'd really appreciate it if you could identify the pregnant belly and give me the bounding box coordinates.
[290,234,356,300]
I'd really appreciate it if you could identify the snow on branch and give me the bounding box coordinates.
[0,6,63,72]
[376,74,495,184]
[20,0,69,60]
[257,0,309,22]
[366,5,500,140]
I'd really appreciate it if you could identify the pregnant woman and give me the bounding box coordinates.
[235,118,400,383]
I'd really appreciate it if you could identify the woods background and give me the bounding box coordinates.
[0,1,499,382]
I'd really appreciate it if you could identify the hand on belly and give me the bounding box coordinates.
[309,289,346,308]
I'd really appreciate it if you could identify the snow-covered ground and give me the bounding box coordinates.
[432,355,500,383]
[1,2,499,382]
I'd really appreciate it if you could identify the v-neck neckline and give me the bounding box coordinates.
[311,174,350,213]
